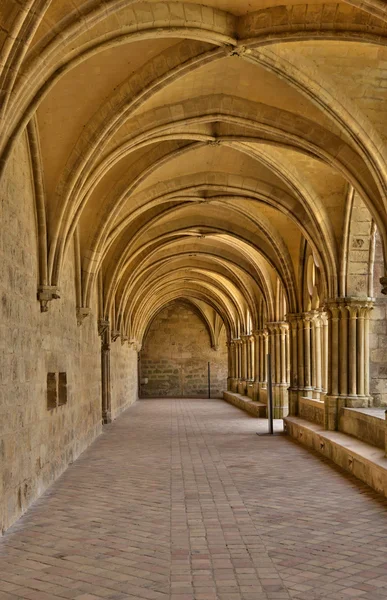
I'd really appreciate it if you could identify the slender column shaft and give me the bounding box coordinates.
[259,333,264,381]
[340,306,348,396]
[241,338,247,380]
[263,331,269,383]
[322,314,328,393]
[297,318,304,390]
[315,314,322,392]
[304,316,312,390]
[348,307,358,396]
[311,314,317,391]
[253,332,260,383]
[330,305,339,396]
[365,311,371,396]
[358,311,365,397]
[236,340,241,379]
[289,316,299,388]
[250,337,255,381]
[280,325,287,384]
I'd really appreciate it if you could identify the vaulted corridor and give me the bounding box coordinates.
[1,398,387,600]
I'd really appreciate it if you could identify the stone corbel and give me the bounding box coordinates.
[121,335,129,346]
[111,330,120,342]
[76,307,91,326]
[211,344,219,351]
[129,339,142,352]
[98,318,109,337]
[38,285,60,312]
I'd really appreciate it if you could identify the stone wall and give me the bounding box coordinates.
[110,343,138,419]
[370,230,387,406]
[140,301,227,398]
[0,133,104,534]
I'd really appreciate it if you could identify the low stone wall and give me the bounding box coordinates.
[339,408,385,450]
[223,391,267,417]
[299,397,325,426]
[285,416,387,499]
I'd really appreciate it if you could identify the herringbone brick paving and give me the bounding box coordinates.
[1,398,387,600]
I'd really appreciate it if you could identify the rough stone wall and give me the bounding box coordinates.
[140,301,227,398]
[370,230,387,406]
[110,343,138,419]
[0,133,102,534]
[346,192,374,297]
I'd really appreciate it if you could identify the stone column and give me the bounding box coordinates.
[98,319,111,424]
[238,335,248,395]
[252,330,260,401]
[234,338,241,392]
[303,313,313,398]
[249,335,255,382]
[322,312,329,395]
[311,310,323,399]
[266,322,289,418]
[227,342,233,391]
[246,336,252,381]
[286,314,301,416]
[324,298,374,430]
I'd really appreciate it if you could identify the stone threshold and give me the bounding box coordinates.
[223,391,267,417]
[284,415,387,498]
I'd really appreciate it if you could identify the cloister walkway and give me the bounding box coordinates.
[1,399,387,600]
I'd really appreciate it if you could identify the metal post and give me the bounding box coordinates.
[208,362,211,399]
[267,354,274,435]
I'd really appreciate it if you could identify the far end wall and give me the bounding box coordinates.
[140,301,227,398]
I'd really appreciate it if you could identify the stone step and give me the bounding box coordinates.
[223,391,267,417]
[284,415,387,498]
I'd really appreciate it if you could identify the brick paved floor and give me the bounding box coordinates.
[1,399,387,600]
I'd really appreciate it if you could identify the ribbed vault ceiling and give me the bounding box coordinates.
[2,0,387,342]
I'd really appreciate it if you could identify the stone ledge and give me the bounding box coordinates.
[223,391,267,418]
[284,416,387,498]
[339,408,385,450]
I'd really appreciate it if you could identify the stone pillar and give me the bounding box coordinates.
[267,322,289,418]
[322,312,329,395]
[324,298,374,430]
[238,335,248,395]
[303,313,313,398]
[286,314,301,416]
[252,330,260,401]
[227,342,233,391]
[233,338,241,392]
[98,319,112,424]
[246,336,252,381]
[311,310,323,399]
[249,335,255,382]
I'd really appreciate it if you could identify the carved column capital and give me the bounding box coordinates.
[76,307,91,326]
[38,285,60,312]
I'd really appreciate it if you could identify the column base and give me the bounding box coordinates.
[288,388,299,416]
[272,383,289,419]
[237,380,247,395]
[102,410,112,425]
[258,382,267,404]
[246,380,254,399]
[229,378,238,392]
[252,381,260,402]
[343,395,373,409]
[227,377,235,391]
